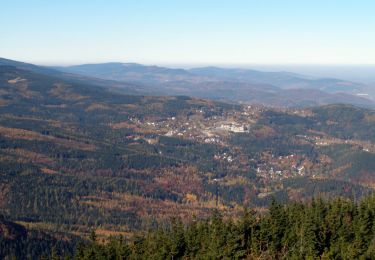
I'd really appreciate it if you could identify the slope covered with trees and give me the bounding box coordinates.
[76,195,375,259]
[2,63,375,257]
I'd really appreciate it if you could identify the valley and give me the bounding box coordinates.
[1,61,375,241]
[0,59,375,258]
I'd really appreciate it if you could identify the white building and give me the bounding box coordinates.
[220,123,246,133]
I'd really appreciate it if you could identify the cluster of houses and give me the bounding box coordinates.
[213,153,234,163]
[256,164,306,180]
[255,153,308,180]
[218,122,248,133]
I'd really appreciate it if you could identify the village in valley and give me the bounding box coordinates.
[107,102,375,192]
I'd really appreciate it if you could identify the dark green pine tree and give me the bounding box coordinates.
[169,218,186,259]
[353,202,374,257]
[223,219,246,259]
[206,210,227,259]
[302,198,329,258]
[268,198,287,255]
[184,220,201,257]
[239,208,256,254]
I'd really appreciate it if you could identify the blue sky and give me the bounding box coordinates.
[1,0,374,65]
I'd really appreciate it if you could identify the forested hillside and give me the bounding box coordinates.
[75,195,375,259]
[2,63,375,258]
[0,216,80,259]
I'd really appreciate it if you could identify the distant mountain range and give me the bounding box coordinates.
[54,61,374,108]
[1,57,374,108]
[189,66,366,93]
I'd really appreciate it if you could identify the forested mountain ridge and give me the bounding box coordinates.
[0,57,151,96]
[2,62,375,258]
[57,62,365,93]
[55,61,375,108]
[2,57,374,108]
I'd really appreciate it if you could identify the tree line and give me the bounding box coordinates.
[75,195,375,259]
